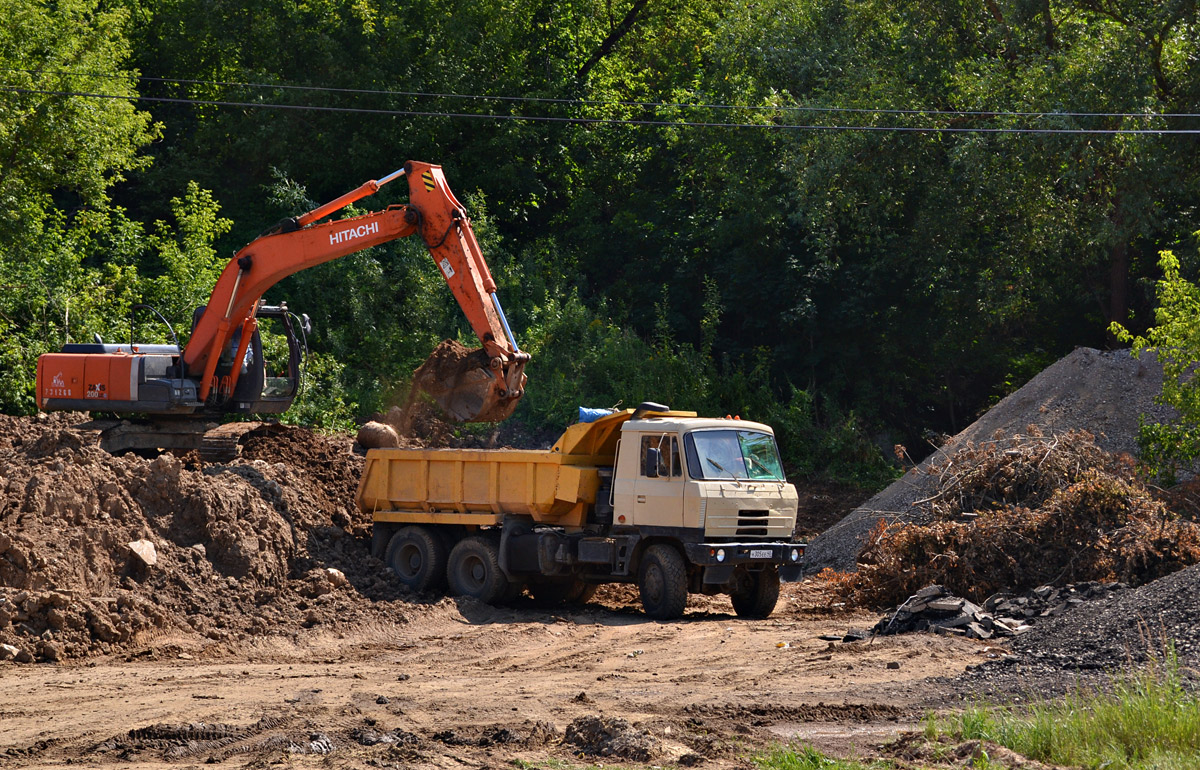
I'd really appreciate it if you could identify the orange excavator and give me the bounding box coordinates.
[36,161,529,455]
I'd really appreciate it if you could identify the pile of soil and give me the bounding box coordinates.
[805,348,1173,575]
[563,716,660,762]
[0,414,412,663]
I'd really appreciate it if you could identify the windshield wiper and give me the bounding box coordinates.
[706,457,742,486]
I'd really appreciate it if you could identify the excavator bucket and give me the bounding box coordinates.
[412,340,526,423]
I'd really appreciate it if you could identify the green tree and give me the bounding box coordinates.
[0,0,160,411]
[1111,250,1200,482]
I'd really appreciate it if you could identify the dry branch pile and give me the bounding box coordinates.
[831,428,1200,607]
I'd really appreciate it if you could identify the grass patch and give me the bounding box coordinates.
[752,744,902,770]
[931,648,1200,769]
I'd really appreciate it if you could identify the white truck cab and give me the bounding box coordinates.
[613,416,799,539]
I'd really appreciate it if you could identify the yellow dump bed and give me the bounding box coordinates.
[356,410,633,529]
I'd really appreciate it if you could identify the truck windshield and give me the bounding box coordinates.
[684,430,786,481]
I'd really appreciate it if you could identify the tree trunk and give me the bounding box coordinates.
[1108,239,1129,345]
[1040,0,1055,49]
[577,0,651,81]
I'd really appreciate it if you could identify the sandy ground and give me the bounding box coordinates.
[0,584,989,768]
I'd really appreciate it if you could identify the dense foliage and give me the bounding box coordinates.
[4,0,1200,485]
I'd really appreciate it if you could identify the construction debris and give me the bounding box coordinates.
[805,348,1175,575]
[823,428,1200,607]
[867,582,1128,640]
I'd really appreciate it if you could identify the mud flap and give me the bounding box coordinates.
[702,564,735,585]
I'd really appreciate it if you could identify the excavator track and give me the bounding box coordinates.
[81,419,275,462]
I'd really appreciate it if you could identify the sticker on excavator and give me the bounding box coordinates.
[439,258,455,279]
[45,371,71,399]
[422,171,435,192]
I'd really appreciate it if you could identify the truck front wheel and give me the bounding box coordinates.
[730,567,780,619]
[448,536,513,604]
[386,526,448,593]
[638,545,688,620]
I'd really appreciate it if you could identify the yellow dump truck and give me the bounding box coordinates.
[357,402,803,619]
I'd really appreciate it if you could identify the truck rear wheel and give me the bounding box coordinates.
[386,526,448,593]
[448,536,513,604]
[638,545,688,620]
[730,567,780,619]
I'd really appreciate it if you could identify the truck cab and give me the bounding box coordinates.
[613,416,799,540]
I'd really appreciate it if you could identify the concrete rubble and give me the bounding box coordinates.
[843,582,1130,641]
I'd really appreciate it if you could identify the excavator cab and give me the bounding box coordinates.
[212,304,305,415]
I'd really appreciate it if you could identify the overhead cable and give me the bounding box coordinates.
[3,85,1198,135]
[4,66,1199,121]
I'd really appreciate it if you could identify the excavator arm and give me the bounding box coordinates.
[38,161,528,426]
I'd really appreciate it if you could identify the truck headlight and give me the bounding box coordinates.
[790,548,800,562]
[716,548,726,562]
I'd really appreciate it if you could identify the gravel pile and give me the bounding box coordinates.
[1008,561,1200,670]
[805,348,1171,575]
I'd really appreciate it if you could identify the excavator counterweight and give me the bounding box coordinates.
[36,161,528,449]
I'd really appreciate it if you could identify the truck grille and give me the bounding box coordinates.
[703,504,794,541]
[736,509,770,536]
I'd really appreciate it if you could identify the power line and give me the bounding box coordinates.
[5,66,1199,121]
[3,85,1198,135]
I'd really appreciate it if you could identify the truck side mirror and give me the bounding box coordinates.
[643,447,661,478]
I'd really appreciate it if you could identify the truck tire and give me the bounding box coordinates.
[386,526,448,593]
[447,536,512,604]
[638,545,688,620]
[730,567,780,619]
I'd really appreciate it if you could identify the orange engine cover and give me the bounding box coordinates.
[37,353,137,408]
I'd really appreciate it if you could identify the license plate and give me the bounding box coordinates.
[750,549,773,559]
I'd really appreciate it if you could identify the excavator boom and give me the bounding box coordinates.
[37,161,528,431]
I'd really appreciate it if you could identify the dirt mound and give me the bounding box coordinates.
[806,348,1173,574]
[564,716,659,761]
[824,429,1200,607]
[0,415,415,662]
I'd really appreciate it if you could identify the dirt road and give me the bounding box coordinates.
[0,585,988,768]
